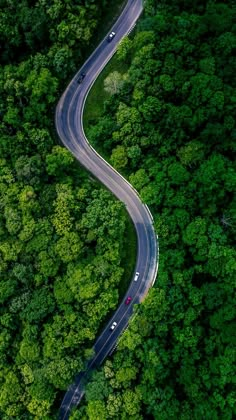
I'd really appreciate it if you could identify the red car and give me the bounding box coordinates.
[125,296,132,305]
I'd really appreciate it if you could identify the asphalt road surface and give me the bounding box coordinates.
[55,0,159,418]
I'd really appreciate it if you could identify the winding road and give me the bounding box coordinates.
[55,0,159,418]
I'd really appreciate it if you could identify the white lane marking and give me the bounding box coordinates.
[55,2,159,418]
[57,91,157,416]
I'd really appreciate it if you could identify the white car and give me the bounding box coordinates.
[107,31,116,42]
[110,321,117,330]
[134,272,140,281]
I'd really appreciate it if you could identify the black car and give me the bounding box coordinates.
[107,31,116,42]
[77,73,86,84]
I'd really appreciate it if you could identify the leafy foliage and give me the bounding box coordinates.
[78,0,236,418]
[0,0,130,417]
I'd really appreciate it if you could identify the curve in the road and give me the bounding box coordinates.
[55,1,159,418]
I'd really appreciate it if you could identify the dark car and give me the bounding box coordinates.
[110,321,117,330]
[107,31,116,42]
[77,72,86,84]
[125,296,132,305]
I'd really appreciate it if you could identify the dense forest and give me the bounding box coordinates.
[76,0,236,419]
[0,0,129,418]
[0,0,235,419]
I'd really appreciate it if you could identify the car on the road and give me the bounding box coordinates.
[107,31,116,42]
[77,72,86,83]
[134,272,140,281]
[110,321,117,330]
[125,296,132,305]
